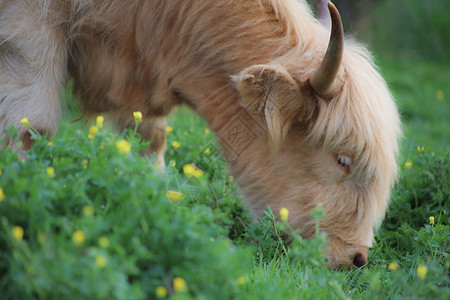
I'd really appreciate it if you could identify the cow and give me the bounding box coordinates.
[0,0,401,269]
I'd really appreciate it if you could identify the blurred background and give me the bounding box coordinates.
[306,0,450,152]
[307,0,450,61]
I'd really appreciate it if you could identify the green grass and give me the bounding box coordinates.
[0,58,449,299]
[365,0,450,62]
[378,59,450,152]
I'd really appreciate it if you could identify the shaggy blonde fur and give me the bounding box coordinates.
[0,0,401,269]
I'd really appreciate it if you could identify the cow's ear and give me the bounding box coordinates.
[233,64,303,151]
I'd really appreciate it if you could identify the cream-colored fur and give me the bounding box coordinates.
[0,0,401,269]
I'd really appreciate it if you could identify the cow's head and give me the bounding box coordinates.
[233,4,400,269]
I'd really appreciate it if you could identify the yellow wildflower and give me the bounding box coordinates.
[436,90,444,101]
[204,148,210,154]
[89,125,98,135]
[417,265,427,279]
[166,126,173,133]
[12,226,24,241]
[73,230,86,246]
[280,207,289,221]
[98,237,110,248]
[193,169,204,178]
[82,159,88,169]
[167,190,183,202]
[172,141,180,148]
[116,140,131,153]
[388,261,399,271]
[173,277,186,293]
[88,134,95,140]
[237,276,246,285]
[404,162,412,168]
[155,286,168,298]
[46,167,55,178]
[133,111,143,122]
[83,205,94,217]
[96,115,104,128]
[417,146,424,152]
[183,164,195,176]
[20,117,31,127]
[229,176,234,182]
[0,188,5,201]
[47,141,53,146]
[95,255,107,268]
[429,216,434,225]
[170,161,176,167]
[205,128,210,134]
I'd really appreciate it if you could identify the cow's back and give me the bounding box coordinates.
[66,1,172,117]
[65,0,292,119]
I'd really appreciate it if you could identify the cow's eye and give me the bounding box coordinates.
[336,154,351,174]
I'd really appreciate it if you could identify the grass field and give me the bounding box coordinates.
[0,56,449,299]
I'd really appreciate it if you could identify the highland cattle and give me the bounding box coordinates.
[0,0,401,268]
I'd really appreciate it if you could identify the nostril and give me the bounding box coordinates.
[352,252,368,268]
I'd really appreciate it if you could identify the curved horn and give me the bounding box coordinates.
[310,3,344,99]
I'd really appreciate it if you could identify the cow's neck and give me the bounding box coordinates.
[198,81,267,163]
[174,72,272,204]
[162,0,296,206]
[166,0,293,163]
